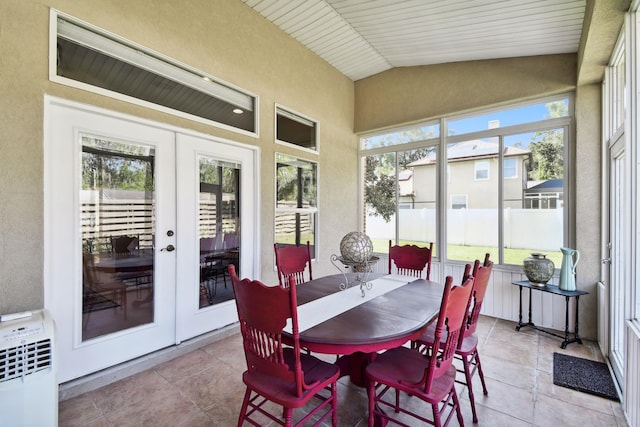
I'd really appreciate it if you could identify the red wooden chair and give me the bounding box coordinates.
[413,253,494,423]
[366,274,474,427]
[274,241,313,287]
[229,265,338,427]
[388,240,434,279]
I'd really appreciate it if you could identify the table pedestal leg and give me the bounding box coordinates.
[336,352,377,387]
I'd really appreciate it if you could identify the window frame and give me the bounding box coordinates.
[503,158,518,179]
[474,160,490,181]
[274,153,319,261]
[450,194,468,210]
[359,93,574,267]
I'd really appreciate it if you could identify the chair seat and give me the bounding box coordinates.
[243,348,340,408]
[457,333,479,355]
[366,346,456,403]
[414,324,478,353]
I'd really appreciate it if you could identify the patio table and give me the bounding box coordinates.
[288,273,444,386]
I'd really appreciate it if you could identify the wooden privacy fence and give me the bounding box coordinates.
[81,198,238,253]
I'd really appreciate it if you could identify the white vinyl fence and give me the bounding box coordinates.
[368,208,563,251]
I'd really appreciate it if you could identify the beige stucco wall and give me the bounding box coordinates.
[0,0,357,313]
[354,54,577,133]
[574,83,603,338]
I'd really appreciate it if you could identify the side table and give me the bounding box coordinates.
[511,280,589,349]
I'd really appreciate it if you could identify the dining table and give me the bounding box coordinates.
[288,272,444,387]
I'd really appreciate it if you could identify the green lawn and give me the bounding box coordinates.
[277,234,562,267]
[372,238,562,267]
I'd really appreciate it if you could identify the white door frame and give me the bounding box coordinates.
[44,96,260,382]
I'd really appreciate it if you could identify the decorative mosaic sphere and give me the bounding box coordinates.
[339,232,373,263]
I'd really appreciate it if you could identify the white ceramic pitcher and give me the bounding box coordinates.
[558,247,580,291]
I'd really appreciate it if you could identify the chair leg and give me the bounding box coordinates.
[367,380,376,427]
[283,407,293,427]
[237,388,251,427]
[475,350,489,396]
[331,382,338,427]
[452,388,465,427]
[462,348,489,424]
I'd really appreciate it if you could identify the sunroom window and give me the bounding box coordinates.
[275,154,317,257]
[361,96,571,267]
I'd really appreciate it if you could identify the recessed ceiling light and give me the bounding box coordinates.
[233,108,243,114]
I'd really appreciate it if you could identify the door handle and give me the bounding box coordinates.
[601,258,611,264]
[161,244,176,252]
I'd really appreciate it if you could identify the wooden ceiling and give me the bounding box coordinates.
[242,0,586,81]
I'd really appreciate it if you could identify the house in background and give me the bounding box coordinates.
[405,139,532,210]
[525,179,564,209]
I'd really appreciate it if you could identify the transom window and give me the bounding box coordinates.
[52,12,257,134]
[276,106,318,152]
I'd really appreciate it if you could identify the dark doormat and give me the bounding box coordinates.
[553,353,619,401]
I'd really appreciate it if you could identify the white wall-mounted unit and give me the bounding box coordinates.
[0,309,57,427]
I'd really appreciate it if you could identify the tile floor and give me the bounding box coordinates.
[58,316,628,426]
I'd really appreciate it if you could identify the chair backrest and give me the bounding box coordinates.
[229,265,306,396]
[274,241,313,287]
[465,253,494,336]
[199,237,216,253]
[388,240,433,279]
[223,233,240,250]
[424,274,475,394]
[111,235,138,256]
[82,253,98,286]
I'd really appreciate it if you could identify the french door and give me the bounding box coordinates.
[45,98,258,382]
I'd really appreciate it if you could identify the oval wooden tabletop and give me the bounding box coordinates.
[294,273,444,354]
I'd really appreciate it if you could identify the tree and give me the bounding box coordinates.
[528,101,567,180]
[363,127,436,222]
[364,155,396,222]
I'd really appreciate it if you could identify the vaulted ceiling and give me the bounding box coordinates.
[242,0,588,81]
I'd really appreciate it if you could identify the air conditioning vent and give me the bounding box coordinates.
[0,309,57,427]
[0,338,53,382]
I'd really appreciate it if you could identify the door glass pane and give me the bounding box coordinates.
[81,136,155,341]
[199,156,240,308]
[612,151,625,369]
[503,129,564,266]
[446,139,498,262]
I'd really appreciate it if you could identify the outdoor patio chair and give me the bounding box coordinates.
[229,265,339,427]
[366,274,475,427]
[388,240,433,279]
[412,253,494,423]
[274,241,313,287]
